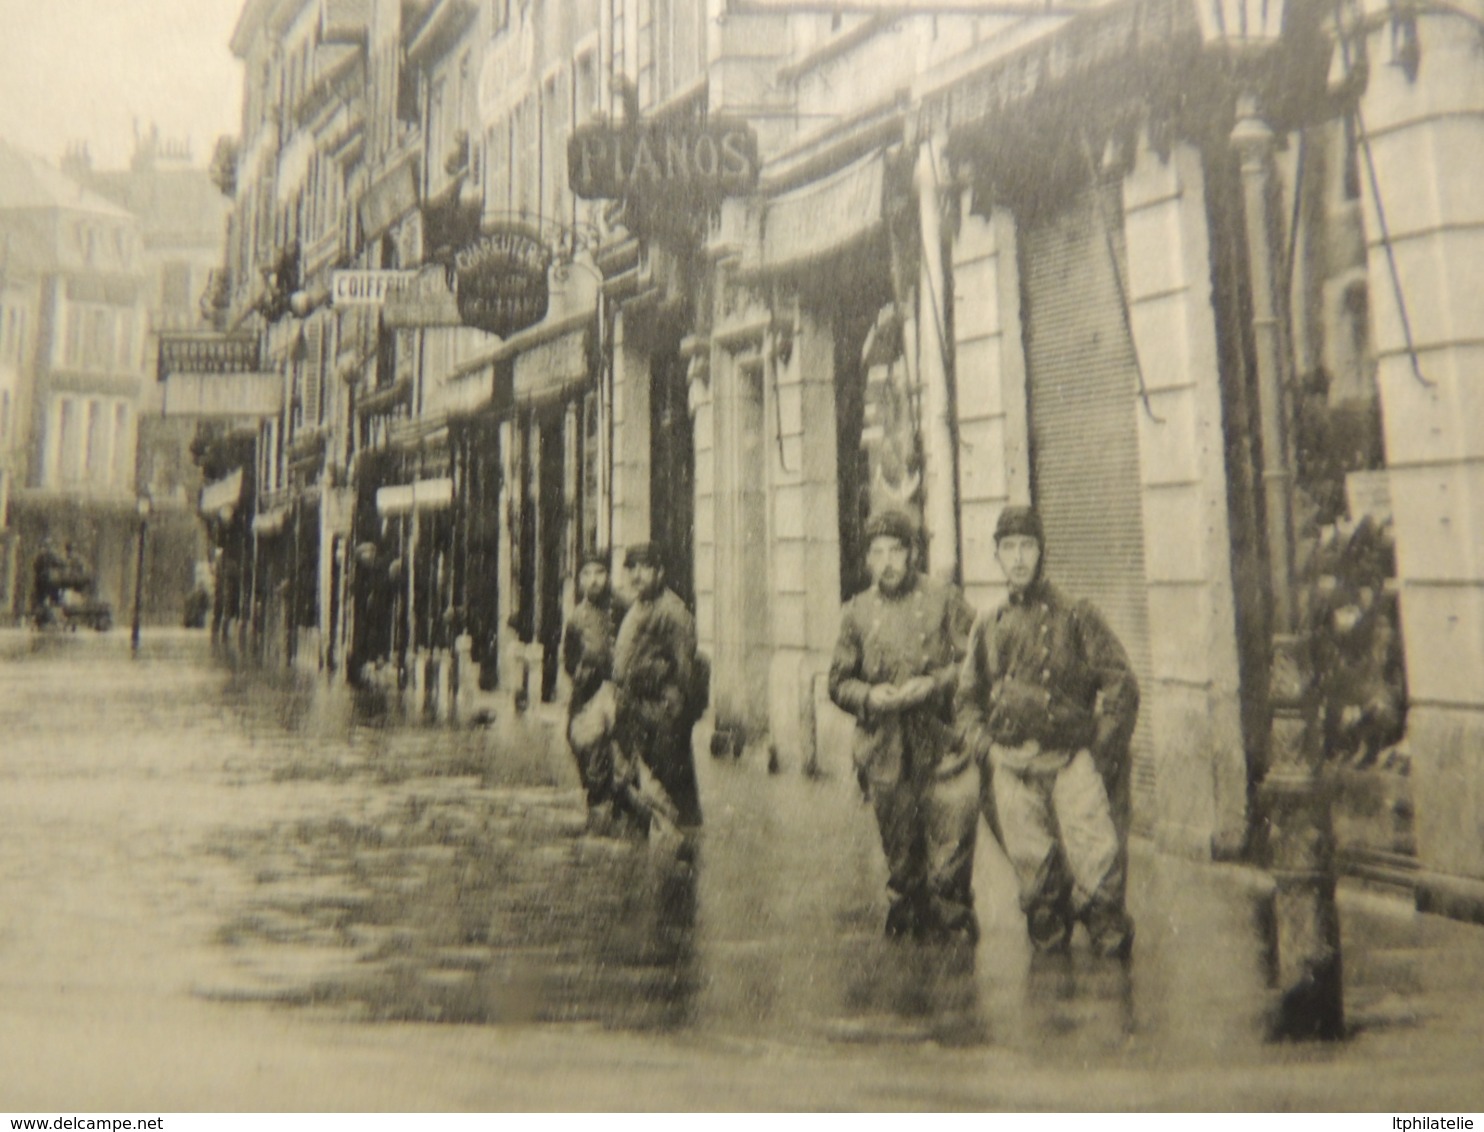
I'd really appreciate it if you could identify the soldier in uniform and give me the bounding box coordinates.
[956,505,1140,958]
[613,542,704,836]
[562,549,634,833]
[828,509,979,942]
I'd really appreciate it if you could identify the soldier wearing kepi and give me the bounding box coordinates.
[829,509,979,942]
[562,549,628,833]
[613,542,704,837]
[956,505,1140,958]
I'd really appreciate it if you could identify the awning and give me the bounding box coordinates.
[513,325,591,405]
[162,372,281,418]
[360,154,420,242]
[759,149,885,274]
[376,477,454,517]
[199,469,244,515]
[252,506,289,536]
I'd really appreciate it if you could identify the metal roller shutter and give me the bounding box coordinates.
[1021,183,1157,830]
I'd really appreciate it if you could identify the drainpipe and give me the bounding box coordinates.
[915,140,958,583]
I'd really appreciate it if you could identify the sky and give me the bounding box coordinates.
[0,0,245,169]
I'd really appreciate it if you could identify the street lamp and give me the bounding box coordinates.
[1196,0,1345,1040]
[131,494,151,654]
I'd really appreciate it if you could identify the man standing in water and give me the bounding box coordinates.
[957,505,1139,958]
[828,509,979,942]
[562,549,630,833]
[613,543,703,845]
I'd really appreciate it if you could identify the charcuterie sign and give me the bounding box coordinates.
[454,225,552,338]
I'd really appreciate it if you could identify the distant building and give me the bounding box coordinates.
[0,138,148,622]
[66,131,233,623]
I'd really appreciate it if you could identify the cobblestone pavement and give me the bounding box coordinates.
[1,629,1482,1110]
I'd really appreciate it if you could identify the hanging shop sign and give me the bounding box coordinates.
[382,267,462,329]
[332,270,415,306]
[453,225,551,338]
[157,333,262,381]
[360,155,420,241]
[199,468,244,516]
[330,268,463,327]
[567,117,759,201]
[376,477,454,517]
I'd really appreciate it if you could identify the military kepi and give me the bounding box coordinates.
[623,541,663,568]
[862,508,918,547]
[994,504,1044,544]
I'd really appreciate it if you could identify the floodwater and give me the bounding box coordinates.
[3,629,1483,1110]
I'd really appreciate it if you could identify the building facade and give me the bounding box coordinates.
[0,140,150,624]
[66,131,234,624]
[203,0,1484,915]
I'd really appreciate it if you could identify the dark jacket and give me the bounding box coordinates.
[562,598,618,715]
[956,580,1139,770]
[614,588,696,721]
[828,573,975,784]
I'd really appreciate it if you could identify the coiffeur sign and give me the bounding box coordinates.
[454,225,551,338]
[567,117,759,200]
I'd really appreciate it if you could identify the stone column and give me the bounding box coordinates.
[1120,133,1249,857]
[767,306,842,767]
[951,202,1029,614]
[917,140,959,582]
[1358,3,1484,895]
[609,307,651,561]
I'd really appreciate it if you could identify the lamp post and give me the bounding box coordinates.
[1195,0,1345,1040]
[131,494,151,654]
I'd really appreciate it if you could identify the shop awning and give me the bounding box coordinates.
[199,469,244,515]
[252,506,289,536]
[360,154,420,242]
[758,149,885,274]
[376,477,454,517]
[513,326,589,405]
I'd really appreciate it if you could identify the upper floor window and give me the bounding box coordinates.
[161,262,193,311]
[62,304,135,373]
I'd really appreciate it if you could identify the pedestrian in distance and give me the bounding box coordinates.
[956,504,1140,959]
[828,508,980,943]
[562,549,645,837]
[612,542,705,851]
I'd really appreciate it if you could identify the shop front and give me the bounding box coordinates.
[707,143,904,764]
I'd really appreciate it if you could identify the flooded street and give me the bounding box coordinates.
[2,630,1483,1110]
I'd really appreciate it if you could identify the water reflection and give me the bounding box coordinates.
[10,632,1471,1068]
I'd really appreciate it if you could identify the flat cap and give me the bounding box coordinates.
[623,541,663,568]
[994,505,1044,543]
[862,508,919,548]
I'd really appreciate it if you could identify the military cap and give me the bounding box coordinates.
[579,547,611,571]
[994,504,1044,544]
[862,508,919,548]
[623,541,664,568]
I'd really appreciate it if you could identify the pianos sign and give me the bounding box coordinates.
[568,118,759,201]
[454,225,552,339]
